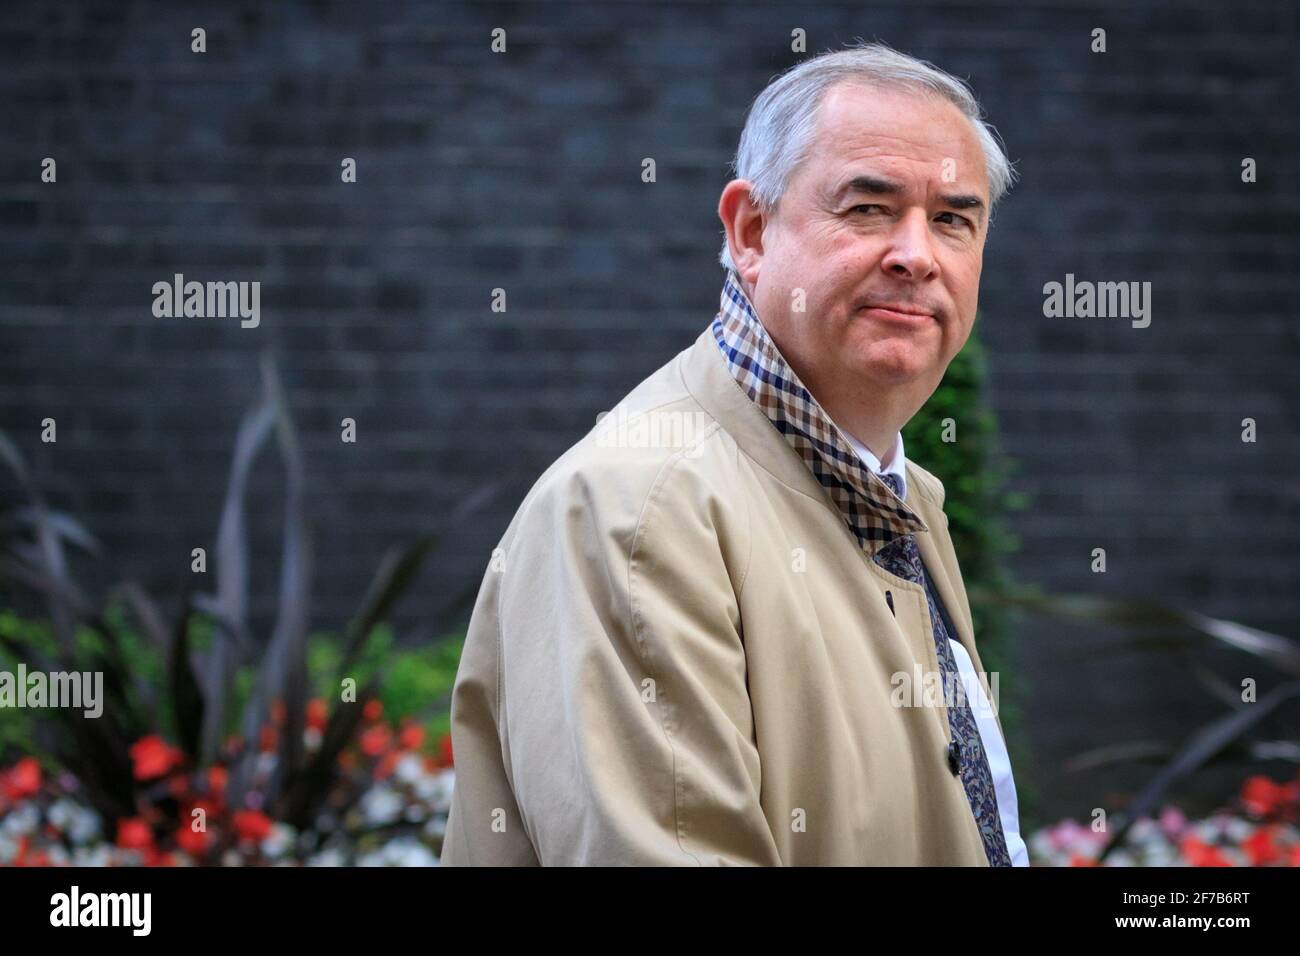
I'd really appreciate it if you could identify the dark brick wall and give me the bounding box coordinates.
[2,0,1296,826]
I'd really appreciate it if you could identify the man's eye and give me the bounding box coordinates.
[851,204,884,214]
[935,211,973,229]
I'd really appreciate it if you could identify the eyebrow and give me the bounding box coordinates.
[833,174,987,223]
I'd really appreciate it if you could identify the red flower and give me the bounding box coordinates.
[116,817,154,851]
[363,699,384,722]
[208,766,228,796]
[1180,835,1233,867]
[12,836,49,868]
[166,773,192,799]
[129,736,184,781]
[2,757,42,801]
[375,750,400,780]
[175,821,212,857]
[233,809,273,843]
[270,699,286,726]
[438,732,453,768]
[360,724,392,758]
[399,723,424,752]
[1241,775,1289,818]
[307,698,328,731]
[1242,825,1281,866]
[259,724,277,753]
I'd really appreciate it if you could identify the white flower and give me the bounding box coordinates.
[45,798,98,845]
[360,784,403,826]
[306,846,348,867]
[1129,818,1158,842]
[424,815,447,841]
[68,804,101,845]
[1224,816,1253,842]
[395,753,425,785]
[416,769,455,809]
[46,844,72,865]
[380,835,437,867]
[261,823,296,858]
[1,803,39,837]
[1193,820,1220,841]
[74,844,112,867]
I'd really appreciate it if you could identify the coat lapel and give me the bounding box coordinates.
[911,493,1006,742]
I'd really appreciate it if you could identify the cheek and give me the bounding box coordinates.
[946,256,982,311]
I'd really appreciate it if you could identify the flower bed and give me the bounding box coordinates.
[1027,772,1300,866]
[0,699,455,866]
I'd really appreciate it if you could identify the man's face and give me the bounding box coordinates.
[742,82,989,404]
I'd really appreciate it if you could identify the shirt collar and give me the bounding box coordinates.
[710,268,927,553]
[842,429,909,503]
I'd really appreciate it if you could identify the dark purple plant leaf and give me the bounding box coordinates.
[197,396,276,765]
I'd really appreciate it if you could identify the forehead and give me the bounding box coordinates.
[801,81,988,197]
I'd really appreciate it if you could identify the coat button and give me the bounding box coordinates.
[947,739,962,775]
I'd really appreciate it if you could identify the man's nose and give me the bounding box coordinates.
[880,209,937,280]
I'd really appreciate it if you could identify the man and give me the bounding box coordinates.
[441,42,1026,866]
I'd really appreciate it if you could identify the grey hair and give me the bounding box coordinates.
[719,41,1016,271]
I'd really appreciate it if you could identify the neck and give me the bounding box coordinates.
[860,429,898,468]
[827,394,905,466]
[787,346,919,464]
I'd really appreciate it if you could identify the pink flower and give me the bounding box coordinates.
[1158,805,1187,837]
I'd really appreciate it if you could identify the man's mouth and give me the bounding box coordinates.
[858,302,937,325]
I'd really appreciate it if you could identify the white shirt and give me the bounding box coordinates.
[842,428,1030,866]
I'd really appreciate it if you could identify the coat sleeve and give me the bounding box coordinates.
[482,452,779,865]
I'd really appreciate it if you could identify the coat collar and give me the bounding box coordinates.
[700,268,928,555]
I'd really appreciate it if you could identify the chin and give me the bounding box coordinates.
[852,342,932,385]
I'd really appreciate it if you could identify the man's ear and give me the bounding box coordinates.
[718,180,766,286]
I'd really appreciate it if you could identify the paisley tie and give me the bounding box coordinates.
[873,472,1012,867]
